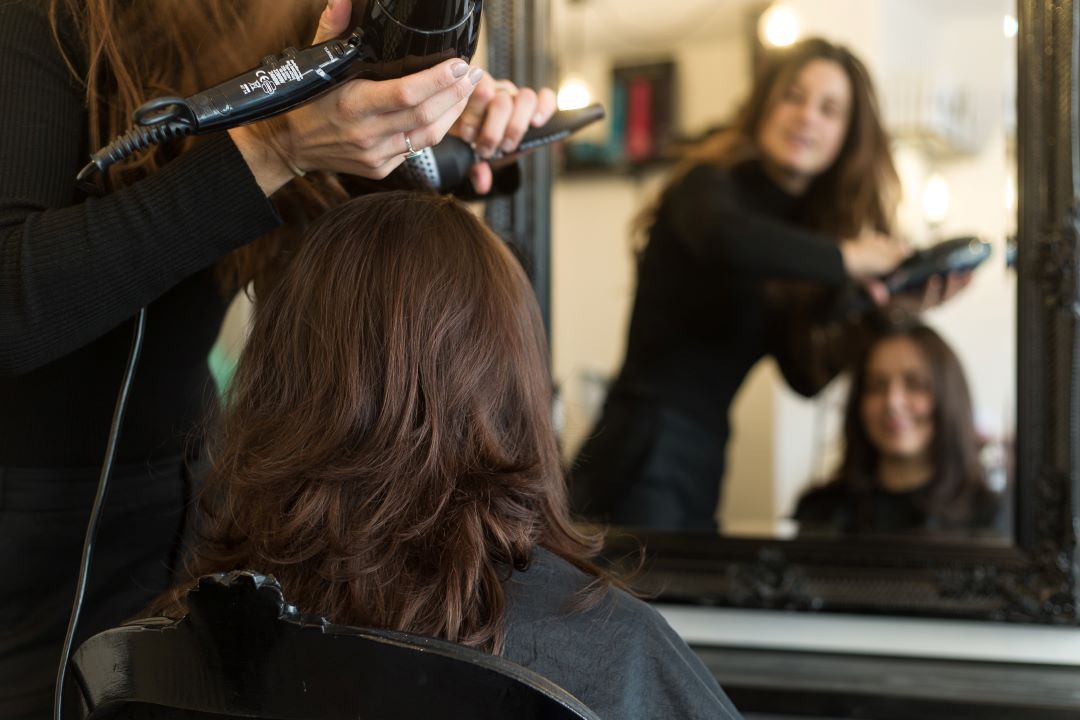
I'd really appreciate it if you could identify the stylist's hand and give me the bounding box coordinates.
[230,0,483,196]
[892,271,974,314]
[840,230,911,279]
[840,230,911,307]
[449,72,557,194]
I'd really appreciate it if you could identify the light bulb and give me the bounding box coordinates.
[1003,15,1019,38]
[922,174,950,225]
[1004,172,1016,213]
[759,5,800,48]
[556,76,592,111]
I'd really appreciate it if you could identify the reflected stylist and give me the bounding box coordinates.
[571,38,968,532]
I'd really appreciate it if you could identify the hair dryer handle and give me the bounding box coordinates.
[398,103,606,192]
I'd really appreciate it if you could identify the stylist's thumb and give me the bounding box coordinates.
[313,0,351,44]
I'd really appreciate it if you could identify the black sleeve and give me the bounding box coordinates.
[0,1,282,376]
[664,163,847,285]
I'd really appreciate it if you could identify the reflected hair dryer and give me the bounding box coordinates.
[881,236,991,294]
[853,236,992,313]
[78,0,483,181]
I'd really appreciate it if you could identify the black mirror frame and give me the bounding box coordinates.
[537,0,1080,625]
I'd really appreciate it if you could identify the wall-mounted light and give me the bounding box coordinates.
[1003,15,1019,38]
[759,4,800,48]
[557,75,592,111]
[1004,171,1016,214]
[921,173,950,226]
[557,0,592,111]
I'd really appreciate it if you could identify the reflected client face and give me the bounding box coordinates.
[860,337,935,461]
[756,59,852,191]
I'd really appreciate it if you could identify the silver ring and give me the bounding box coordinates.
[492,79,518,96]
[403,134,424,159]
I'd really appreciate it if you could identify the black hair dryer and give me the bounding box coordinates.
[79,0,483,179]
[184,0,483,130]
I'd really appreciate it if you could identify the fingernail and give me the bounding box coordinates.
[477,143,493,158]
[468,67,484,85]
[532,112,545,125]
[501,139,517,153]
[459,125,476,143]
[451,61,469,78]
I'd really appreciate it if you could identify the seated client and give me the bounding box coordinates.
[151,191,741,719]
[793,322,1005,536]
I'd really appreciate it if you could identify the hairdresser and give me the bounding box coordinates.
[0,1,554,716]
[571,38,971,532]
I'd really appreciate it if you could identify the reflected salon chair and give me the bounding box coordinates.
[63,571,599,720]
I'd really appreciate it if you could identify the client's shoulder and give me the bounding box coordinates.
[502,547,741,719]
[794,480,851,516]
[505,546,652,626]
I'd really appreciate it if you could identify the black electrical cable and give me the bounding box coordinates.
[52,307,147,720]
[77,119,194,183]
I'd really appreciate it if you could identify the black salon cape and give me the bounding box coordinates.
[505,548,743,719]
[571,161,852,531]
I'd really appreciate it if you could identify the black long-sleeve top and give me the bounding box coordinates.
[607,161,850,436]
[0,1,282,466]
[793,477,1006,537]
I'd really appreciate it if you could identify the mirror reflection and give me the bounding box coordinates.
[551,0,1016,541]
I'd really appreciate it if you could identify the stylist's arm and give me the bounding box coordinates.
[229,0,483,197]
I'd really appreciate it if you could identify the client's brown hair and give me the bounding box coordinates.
[155,191,605,653]
[836,322,986,529]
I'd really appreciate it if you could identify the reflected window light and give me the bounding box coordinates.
[556,76,592,111]
[1003,15,1019,38]
[759,5,800,48]
[922,174,950,225]
[1004,172,1017,213]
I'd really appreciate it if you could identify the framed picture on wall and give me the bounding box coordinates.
[610,59,678,166]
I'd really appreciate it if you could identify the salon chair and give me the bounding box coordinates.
[63,571,598,720]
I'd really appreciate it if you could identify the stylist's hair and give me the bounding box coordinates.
[835,322,985,529]
[153,191,604,653]
[48,0,347,292]
[638,37,899,241]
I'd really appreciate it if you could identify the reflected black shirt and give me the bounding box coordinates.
[608,161,847,436]
[793,480,1006,537]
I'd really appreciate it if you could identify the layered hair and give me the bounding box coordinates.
[637,37,899,243]
[47,0,347,293]
[831,322,987,529]
[153,191,605,653]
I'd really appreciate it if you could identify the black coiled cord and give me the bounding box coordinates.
[77,97,197,182]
